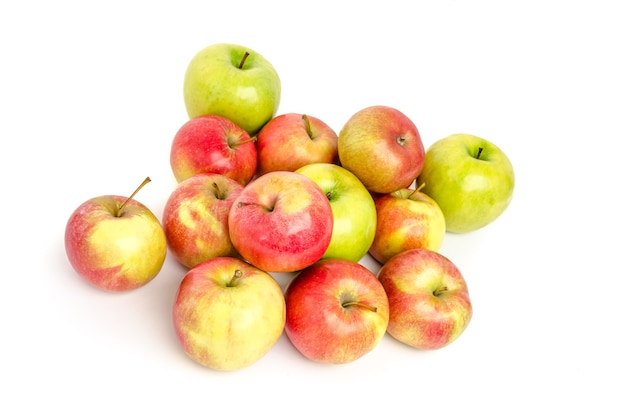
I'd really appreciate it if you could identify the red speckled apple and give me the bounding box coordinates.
[378,248,472,350]
[64,177,167,292]
[338,105,425,194]
[228,171,333,273]
[256,113,338,175]
[284,258,389,364]
[162,173,244,269]
[170,114,257,185]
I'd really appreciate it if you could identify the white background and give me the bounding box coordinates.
[2,1,624,412]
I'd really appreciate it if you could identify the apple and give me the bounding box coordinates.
[368,183,446,265]
[172,256,286,371]
[183,43,281,136]
[377,248,472,350]
[228,171,333,273]
[337,105,425,194]
[295,163,376,262]
[416,133,515,233]
[284,258,389,364]
[162,173,245,269]
[256,113,338,175]
[64,177,167,292]
[169,114,257,185]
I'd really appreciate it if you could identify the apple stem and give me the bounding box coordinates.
[475,147,484,159]
[342,301,378,312]
[302,114,313,139]
[230,135,257,147]
[212,182,223,199]
[117,176,151,217]
[228,269,243,287]
[238,52,250,69]
[433,286,448,297]
[408,182,426,199]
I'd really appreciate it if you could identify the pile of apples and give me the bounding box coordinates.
[64,43,515,371]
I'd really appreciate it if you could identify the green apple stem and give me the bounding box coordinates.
[408,182,426,199]
[227,269,243,287]
[117,176,151,217]
[302,114,313,138]
[433,286,448,297]
[238,52,250,69]
[475,147,484,159]
[342,301,378,312]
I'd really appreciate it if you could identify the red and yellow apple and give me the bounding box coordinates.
[284,258,389,364]
[162,173,244,269]
[64,177,167,292]
[369,184,446,264]
[256,113,338,175]
[169,114,257,185]
[378,248,472,350]
[337,105,425,194]
[172,257,286,371]
[228,171,333,273]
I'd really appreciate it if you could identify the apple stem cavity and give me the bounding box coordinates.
[238,52,250,69]
[302,114,314,139]
[433,286,448,297]
[342,301,378,312]
[228,269,243,287]
[475,147,484,159]
[116,176,151,217]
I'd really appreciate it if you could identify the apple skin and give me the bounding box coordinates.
[377,248,472,350]
[295,163,376,262]
[65,195,167,292]
[172,257,286,371]
[416,133,515,233]
[256,113,338,175]
[183,43,281,136]
[228,171,333,273]
[284,258,389,364]
[369,186,446,264]
[338,105,425,194]
[169,114,257,186]
[162,173,244,269]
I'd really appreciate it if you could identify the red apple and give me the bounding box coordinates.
[173,256,286,371]
[228,171,333,273]
[369,183,446,264]
[64,177,167,292]
[256,113,338,175]
[337,105,425,194]
[378,248,472,350]
[284,258,389,364]
[162,173,244,269]
[169,114,257,185]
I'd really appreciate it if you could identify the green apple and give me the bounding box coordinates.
[416,133,515,233]
[296,163,377,263]
[183,43,281,136]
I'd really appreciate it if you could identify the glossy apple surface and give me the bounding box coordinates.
[338,105,425,194]
[256,113,338,175]
[228,171,333,273]
[172,257,286,371]
[295,163,376,262]
[416,133,515,233]
[162,173,244,268]
[169,114,257,185]
[378,248,472,350]
[369,185,446,264]
[183,43,281,136]
[64,182,167,292]
[284,258,389,364]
